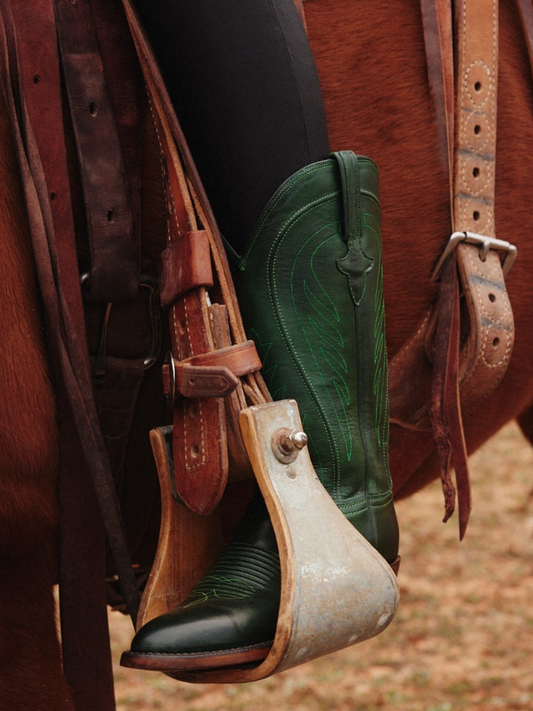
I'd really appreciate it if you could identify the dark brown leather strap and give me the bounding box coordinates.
[430,255,471,536]
[516,0,533,79]
[2,5,143,710]
[54,0,139,302]
[419,0,454,194]
[0,6,119,711]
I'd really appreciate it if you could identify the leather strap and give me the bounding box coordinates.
[516,0,533,80]
[54,0,139,302]
[453,0,513,406]
[389,0,514,534]
[163,341,262,400]
[160,230,214,308]
[121,1,233,517]
[293,0,307,29]
[0,4,127,710]
[419,0,454,195]
[122,0,269,517]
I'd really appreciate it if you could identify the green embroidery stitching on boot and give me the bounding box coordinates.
[183,543,281,608]
[288,226,352,467]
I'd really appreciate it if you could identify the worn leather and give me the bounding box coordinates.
[160,231,214,308]
[55,0,140,302]
[232,152,399,564]
[390,0,514,537]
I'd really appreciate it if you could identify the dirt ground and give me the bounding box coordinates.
[111,422,533,711]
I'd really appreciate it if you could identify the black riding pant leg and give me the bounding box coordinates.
[133,0,330,253]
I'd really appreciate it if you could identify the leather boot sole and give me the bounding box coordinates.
[120,641,272,672]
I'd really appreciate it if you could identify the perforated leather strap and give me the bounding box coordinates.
[389,0,515,534]
[453,0,514,405]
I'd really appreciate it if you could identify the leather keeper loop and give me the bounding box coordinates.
[159,230,214,308]
[163,341,262,401]
[183,340,262,377]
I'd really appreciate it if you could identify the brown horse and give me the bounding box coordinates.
[305,0,533,495]
[1,0,533,709]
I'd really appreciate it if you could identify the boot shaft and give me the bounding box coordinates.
[230,152,399,562]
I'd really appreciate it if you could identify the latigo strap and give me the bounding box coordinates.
[388,0,515,537]
[121,0,268,522]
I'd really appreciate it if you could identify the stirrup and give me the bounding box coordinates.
[165,399,399,683]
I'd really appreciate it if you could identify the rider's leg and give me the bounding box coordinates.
[126,0,398,666]
[133,0,330,253]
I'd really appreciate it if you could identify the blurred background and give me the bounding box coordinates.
[111,422,533,711]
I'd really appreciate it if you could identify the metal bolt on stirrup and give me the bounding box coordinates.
[272,428,308,465]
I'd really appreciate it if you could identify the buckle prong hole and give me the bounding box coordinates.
[493,337,500,348]
[472,167,480,177]
[474,125,481,135]
[474,81,482,92]
[473,211,480,221]
[489,293,496,303]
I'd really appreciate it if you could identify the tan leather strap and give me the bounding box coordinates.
[390,0,514,534]
[454,0,513,405]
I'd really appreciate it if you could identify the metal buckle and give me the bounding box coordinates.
[432,231,518,281]
[82,273,162,382]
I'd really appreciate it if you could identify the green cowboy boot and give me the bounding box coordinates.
[122,151,399,671]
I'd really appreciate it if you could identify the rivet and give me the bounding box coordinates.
[272,428,308,464]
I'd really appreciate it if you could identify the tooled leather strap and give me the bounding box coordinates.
[390,0,514,535]
[453,0,513,406]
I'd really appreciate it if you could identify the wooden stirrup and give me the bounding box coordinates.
[168,400,399,683]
